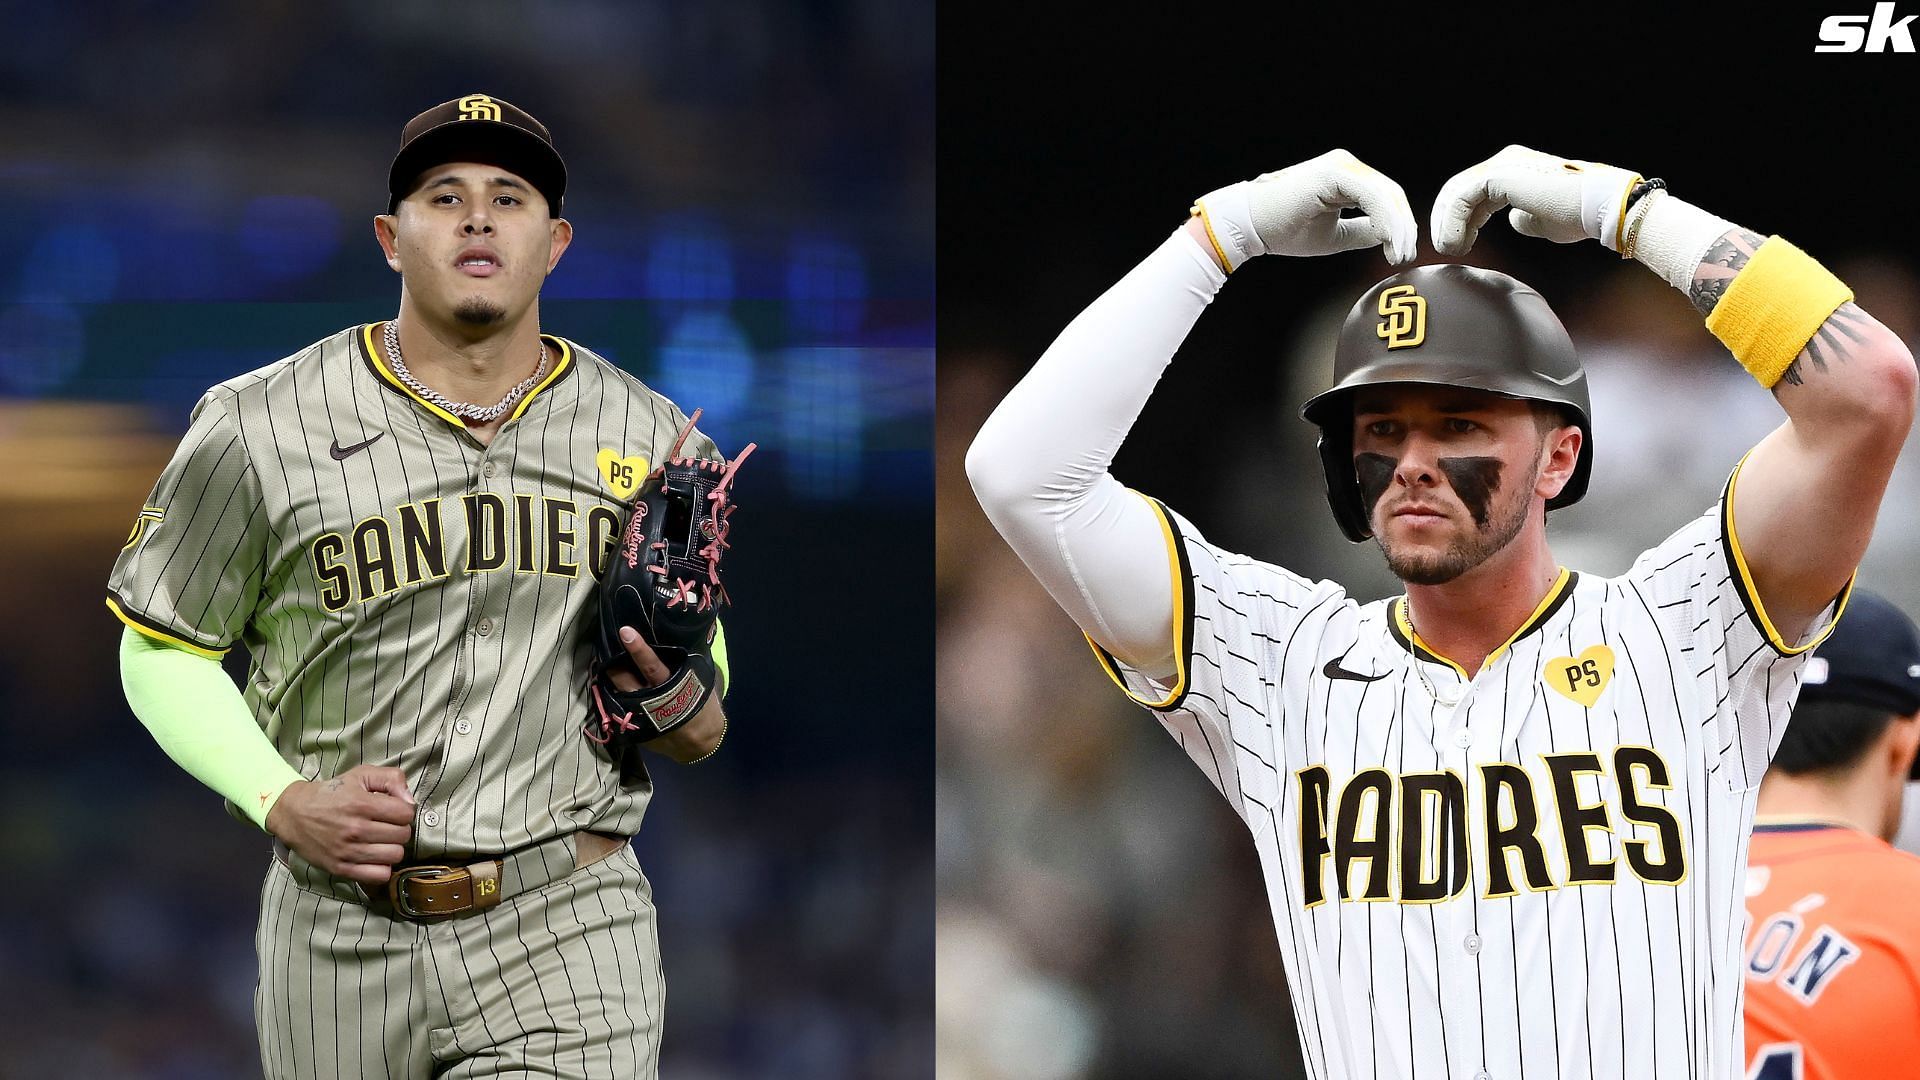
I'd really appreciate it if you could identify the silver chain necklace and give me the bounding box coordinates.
[1403,599,1462,705]
[1403,569,1557,705]
[384,320,548,423]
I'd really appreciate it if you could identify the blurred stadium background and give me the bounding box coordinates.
[937,8,1920,1079]
[0,3,929,1078]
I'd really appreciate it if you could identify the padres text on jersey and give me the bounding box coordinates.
[1089,464,1846,1080]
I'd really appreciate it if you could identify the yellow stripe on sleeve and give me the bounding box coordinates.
[1084,492,1187,709]
[106,596,229,659]
[1722,452,1855,654]
[1190,203,1235,274]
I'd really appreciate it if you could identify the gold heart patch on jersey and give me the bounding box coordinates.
[1545,645,1615,707]
[596,450,651,499]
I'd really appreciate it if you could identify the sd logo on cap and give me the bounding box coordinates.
[387,93,567,216]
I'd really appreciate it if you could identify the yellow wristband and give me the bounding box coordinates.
[1703,236,1854,389]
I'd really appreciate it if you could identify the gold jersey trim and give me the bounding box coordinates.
[511,335,573,420]
[1086,491,1191,710]
[358,323,577,428]
[106,594,229,659]
[1721,451,1853,655]
[1389,567,1577,677]
[1189,203,1234,274]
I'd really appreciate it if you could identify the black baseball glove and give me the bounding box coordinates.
[585,408,754,759]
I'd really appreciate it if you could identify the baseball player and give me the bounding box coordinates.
[107,94,732,1078]
[966,146,1916,1078]
[1743,589,1920,1080]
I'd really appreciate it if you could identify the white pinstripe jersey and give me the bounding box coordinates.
[1093,460,1847,1080]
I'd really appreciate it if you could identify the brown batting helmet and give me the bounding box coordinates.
[1299,264,1592,543]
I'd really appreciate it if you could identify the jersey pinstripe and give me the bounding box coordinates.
[1093,458,1847,1080]
[255,841,664,1078]
[107,322,719,855]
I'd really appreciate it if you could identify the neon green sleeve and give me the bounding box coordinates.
[119,626,303,830]
[712,619,731,695]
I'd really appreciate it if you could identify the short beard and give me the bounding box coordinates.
[453,297,507,326]
[1376,459,1539,586]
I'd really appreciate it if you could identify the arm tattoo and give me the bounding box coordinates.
[1688,228,1767,315]
[1688,228,1879,389]
[1775,302,1871,388]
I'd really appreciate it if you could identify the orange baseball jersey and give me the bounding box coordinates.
[1743,820,1920,1079]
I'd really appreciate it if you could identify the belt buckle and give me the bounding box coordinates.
[388,863,462,921]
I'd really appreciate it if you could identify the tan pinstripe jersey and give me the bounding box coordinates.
[108,322,721,855]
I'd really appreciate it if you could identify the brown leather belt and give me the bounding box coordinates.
[274,830,628,923]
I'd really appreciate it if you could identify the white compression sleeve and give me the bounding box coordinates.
[965,227,1227,677]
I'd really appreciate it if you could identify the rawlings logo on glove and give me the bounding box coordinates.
[585,408,754,757]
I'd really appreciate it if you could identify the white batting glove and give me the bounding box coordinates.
[1430,145,1643,256]
[1191,149,1418,271]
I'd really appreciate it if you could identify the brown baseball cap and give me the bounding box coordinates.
[387,93,567,216]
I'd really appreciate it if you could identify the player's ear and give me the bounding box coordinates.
[1533,424,1582,501]
[1889,713,1920,780]
[373,214,403,273]
[546,217,573,275]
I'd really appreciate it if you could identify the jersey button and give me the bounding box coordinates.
[454,718,472,735]
[1453,730,1471,748]
[483,462,498,478]
[1474,1072,1491,1080]
[421,810,440,828]
[1463,933,1482,955]
[477,618,493,637]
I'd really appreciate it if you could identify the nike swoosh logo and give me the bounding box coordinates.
[1538,368,1583,386]
[330,433,385,460]
[1324,655,1389,683]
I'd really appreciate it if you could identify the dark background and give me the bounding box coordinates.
[936,6,1920,1078]
[0,3,931,1078]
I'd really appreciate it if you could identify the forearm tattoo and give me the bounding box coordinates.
[1689,227,1872,389]
[1687,228,1766,315]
